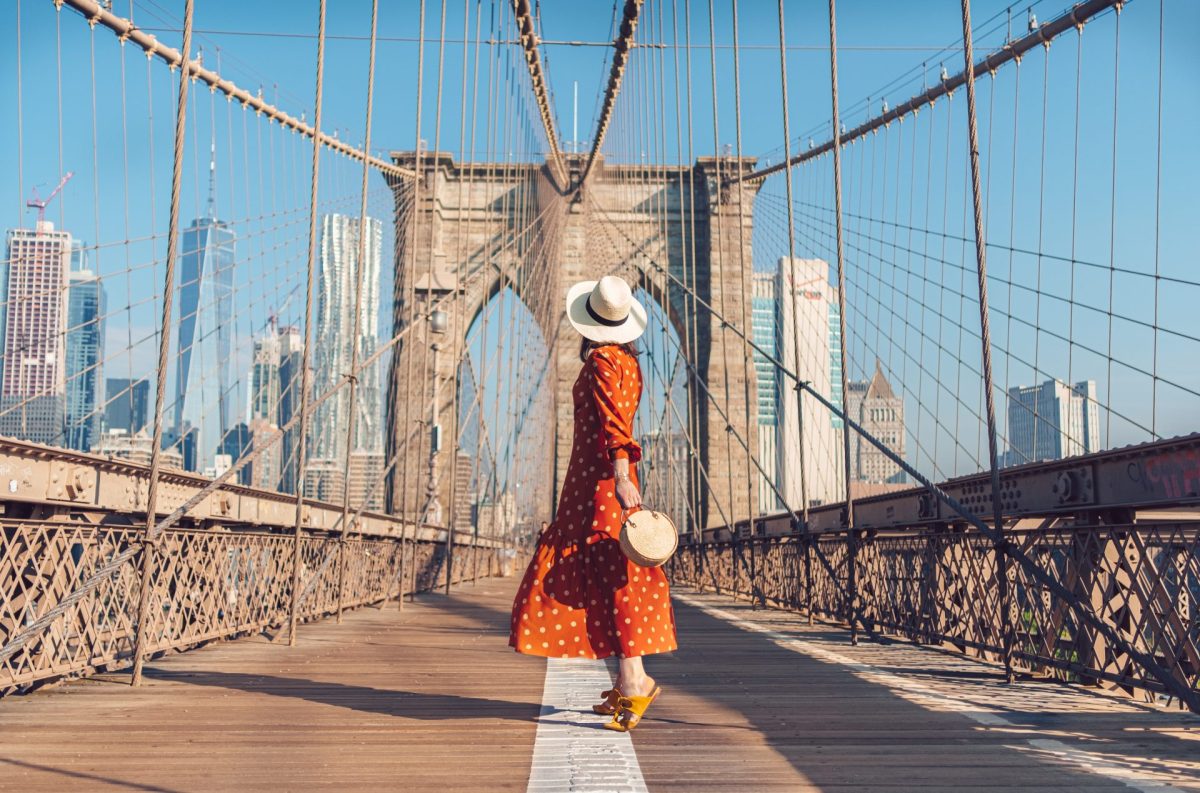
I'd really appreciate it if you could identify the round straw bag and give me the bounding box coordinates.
[619,507,679,568]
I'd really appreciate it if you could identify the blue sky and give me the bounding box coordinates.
[2,0,1196,480]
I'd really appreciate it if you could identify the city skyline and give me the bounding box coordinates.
[0,0,1195,494]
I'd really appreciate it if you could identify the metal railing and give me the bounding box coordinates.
[0,439,505,694]
[671,435,1200,711]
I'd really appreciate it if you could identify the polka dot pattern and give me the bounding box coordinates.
[509,344,678,660]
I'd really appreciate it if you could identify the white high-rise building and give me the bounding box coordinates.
[751,271,781,512]
[313,213,383,458]
[1006,379,1099,465]
[776,257,845,507]
[1,222,72,445]
[309,214,383,499]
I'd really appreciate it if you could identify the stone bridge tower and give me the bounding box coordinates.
[386,152,760,533]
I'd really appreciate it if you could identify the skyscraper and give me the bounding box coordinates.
[1006,379,1100,465]
[776,257,845,507]
[104,377,150,435]
[0,222,71,444]
[751,271,781,512]
[829,299,843,430]
[173,146,235,472]
[65,242,106,452]
[243,321,307,492]
[277,324,305,494]
[845,361,906,484]
[217,422,251,484]
[308,214,383,500]
[250,329,282,424]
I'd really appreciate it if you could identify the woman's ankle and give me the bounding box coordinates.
[622,674,655,697]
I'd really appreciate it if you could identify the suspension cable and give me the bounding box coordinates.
[335,0,380,623]
[287,0,329,647]
[130,0,196,686]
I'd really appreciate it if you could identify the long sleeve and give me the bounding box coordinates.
[589,346,642,463]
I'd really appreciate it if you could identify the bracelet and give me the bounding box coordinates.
[615,473,631,482]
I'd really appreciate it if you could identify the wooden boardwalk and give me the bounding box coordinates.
[1,577,1197,792]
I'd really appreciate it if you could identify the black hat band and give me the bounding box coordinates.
[585,295,626,327]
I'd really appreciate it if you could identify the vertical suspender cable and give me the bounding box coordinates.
[1150,0,1163,436]
[336,0,380,623]
[459,0,484,584]
[705,0,737,584]
[728,0,759,600]
[1103,11,1121,447]
[400,0,428,606]
[130,0,196,686]
[289,0,328,646]
[775,0,814,622]
[682,0,704,550]
[957,0,1013,681]
[426,0,450,591]
[825,0,860,643]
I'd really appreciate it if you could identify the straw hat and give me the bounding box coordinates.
[565,275,648,345]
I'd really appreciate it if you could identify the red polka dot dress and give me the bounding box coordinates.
[509,344,678,659]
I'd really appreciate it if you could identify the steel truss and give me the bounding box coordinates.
[0,439,502,693]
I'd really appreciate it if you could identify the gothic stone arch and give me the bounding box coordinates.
[386,152,760,533]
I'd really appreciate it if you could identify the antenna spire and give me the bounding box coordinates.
[206,136,217,221]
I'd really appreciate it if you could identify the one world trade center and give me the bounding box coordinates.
[172,145,235,472]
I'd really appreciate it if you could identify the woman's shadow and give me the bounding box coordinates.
[145,667,552,723]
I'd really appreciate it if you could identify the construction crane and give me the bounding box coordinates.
[26,171,74,229]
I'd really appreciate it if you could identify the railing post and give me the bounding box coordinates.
[397,521,410,610]
[408,521,420,602]
[130,0,196,686]
[289,0,328,647]
[958,0,1015,682]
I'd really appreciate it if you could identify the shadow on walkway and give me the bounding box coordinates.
[0,756,185,793]
[144,667,542,723]
[633,597,1179,790]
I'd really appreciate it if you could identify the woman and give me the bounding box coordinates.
[509,274,677,732]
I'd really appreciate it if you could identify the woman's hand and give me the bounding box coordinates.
[615,476,642,510]
[612,455,642,510]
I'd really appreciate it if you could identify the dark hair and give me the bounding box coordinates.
[579,338,640,363]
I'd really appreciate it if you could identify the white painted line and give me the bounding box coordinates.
[527,657,649,793]
[675,593,1187,793]
[1026,740,1188,793]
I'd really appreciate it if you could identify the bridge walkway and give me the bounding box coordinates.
[0,578,1197,792]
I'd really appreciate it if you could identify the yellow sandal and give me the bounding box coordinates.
[603,686,662,732]
[592,688,623,716]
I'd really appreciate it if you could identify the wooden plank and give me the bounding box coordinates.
[1,579,1197,791]
[640,590,1200,791]
[0,581,542,792]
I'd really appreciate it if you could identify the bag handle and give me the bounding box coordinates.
[620,504,657,524]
